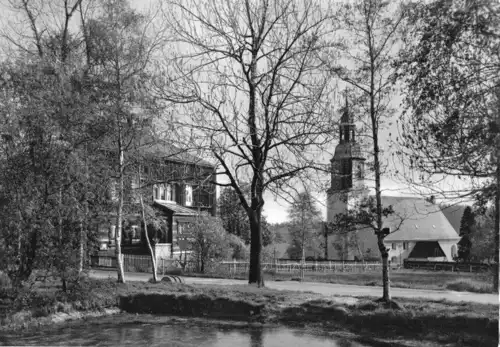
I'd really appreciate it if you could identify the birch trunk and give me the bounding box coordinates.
[78,217,84,273]
[493,161,499,292]
[115,136,126,283]
[139,168,157,282]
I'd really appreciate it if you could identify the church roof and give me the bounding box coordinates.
[440,204,466,234]
[381,196,461,242]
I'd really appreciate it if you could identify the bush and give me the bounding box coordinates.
[446,280,493,293]
[0,271,11,289]
[185,216,232,273]
[227,234,249,260]
[13,289,59,312]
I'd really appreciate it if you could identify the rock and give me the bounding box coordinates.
[161,276,185,284]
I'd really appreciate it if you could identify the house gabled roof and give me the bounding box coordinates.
[97,127,215,168]
[381,196,461,242]
[154,201,199,216]
[135,133,214,168]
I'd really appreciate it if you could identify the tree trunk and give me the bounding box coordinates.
[370,57,390,302]
[355,233,365,263]
[248,208,263,286]
[381,251,390,301]
[140,192,157,282]
[324,223,328,260]
[78,217,84,273]
[494,161,499,292]
[58,188,66,291]
[115,145,126,283]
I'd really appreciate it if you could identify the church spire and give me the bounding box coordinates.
[341,93,350,124]
[339,95,355,143]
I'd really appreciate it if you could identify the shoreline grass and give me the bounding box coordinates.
[1,277,498,346]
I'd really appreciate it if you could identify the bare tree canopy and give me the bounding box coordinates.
[321,0,408,303]
[158,0,338,285]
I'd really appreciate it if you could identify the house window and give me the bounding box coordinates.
[356,163,363,180]
[166,184,172,201]
[154,183,176,202]
[160,185,166,200]
[185,185,193,206]
[131,178,139,203]
[153,184,160,200]
[403,242,408,250]
[164,184,176,202]
[451,244,458,258]
[391,243,396,250]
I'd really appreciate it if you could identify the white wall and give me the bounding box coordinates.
[326,191,347,223]
[384,241,416,266]
[437,240,459,261]
[155,243,172,261]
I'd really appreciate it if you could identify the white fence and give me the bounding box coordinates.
[220,260,383,274]
[95,254,383,275]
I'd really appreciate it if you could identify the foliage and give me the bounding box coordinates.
[0,0,168,287]
[326,196,397,261]
[398,0,499,190]
[456,206,475,261]
[459,206,476,237]
[469,207,496,262]
[227,234,250,261]
[397,0,499,290]
[184,216,232,273]
[287,191,322,259]
[219,187,273,246]
[0,58,104,288]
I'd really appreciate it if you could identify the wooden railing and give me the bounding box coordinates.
[403,259,491,272]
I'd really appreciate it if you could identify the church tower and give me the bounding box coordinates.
[327,100,366,258]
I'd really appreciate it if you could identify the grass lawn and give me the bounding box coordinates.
[187,268,494,293]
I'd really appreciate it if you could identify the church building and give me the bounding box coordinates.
[326,103,461,263]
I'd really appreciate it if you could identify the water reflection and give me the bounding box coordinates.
[0,316,369,347]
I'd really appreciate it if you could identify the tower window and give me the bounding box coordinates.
[341,159,352,189]
[357,163,363,179]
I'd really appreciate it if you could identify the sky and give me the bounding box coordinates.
[0,0,474,224]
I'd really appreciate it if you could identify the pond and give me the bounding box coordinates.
[0,314,371,347]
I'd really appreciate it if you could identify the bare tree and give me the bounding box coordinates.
[82,0,168,283]
[322,0,408,302]
[287,190,322,276]
[159,0,337,286]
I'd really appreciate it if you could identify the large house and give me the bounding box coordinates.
[96,132,217,259]
[325,105,461,263]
